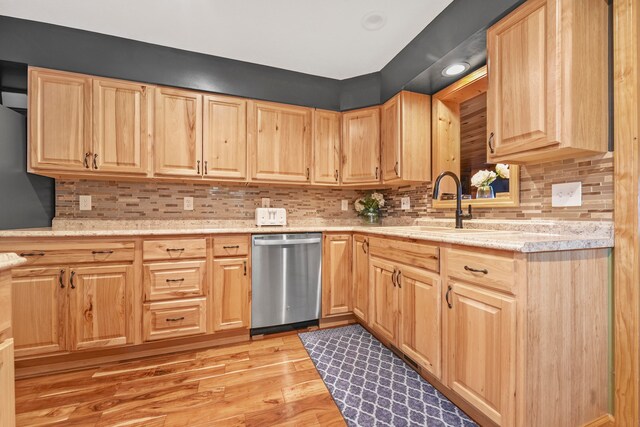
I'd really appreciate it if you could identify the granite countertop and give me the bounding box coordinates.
[0,253,27,271]
[0,218,614,253]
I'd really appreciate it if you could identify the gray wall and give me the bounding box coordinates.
[0,105,54,229]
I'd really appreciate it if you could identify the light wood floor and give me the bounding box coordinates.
[15,335,345,426]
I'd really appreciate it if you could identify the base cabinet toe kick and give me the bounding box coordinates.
[1,232,610,426]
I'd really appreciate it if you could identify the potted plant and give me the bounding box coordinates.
[354,192,385,225]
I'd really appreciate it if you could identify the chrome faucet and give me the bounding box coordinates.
[432,171,472,229]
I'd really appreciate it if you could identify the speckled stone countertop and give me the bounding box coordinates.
[0,218,613,253]
[0,253,27,271]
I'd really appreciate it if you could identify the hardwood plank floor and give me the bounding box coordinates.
[15,335,345,426]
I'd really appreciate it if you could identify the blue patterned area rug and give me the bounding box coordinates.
[299,324,477,427]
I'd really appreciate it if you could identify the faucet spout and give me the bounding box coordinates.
[432,171,472,228]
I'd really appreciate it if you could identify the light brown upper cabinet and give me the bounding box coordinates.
[486,0,608,163]
[93,78,151,175]
[29,68,92,173]
[312,110,341,185]
[248,101,312,183]
[381,91,431,184]
[342,107,380,184]
[154,87,203,177]
[203,95,247,180]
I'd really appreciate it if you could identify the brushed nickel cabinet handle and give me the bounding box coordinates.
[464,265,489,275]
[92,250,114,255]
[93,153,99,170]
[165,317,185,322]
[84,152,91,169]
[59,269,65,289]
[165,278,185,283]
[70,271,76,289]
[488,132,495,154]
[19,252,45,257]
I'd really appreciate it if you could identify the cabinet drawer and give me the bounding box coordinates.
[445,248,516,294]
[143,238,207,261]
[143,260,206,301]
[213,236,249,257]
[143,298,207,341]
[0,241,135,266]
[369,237,439,272]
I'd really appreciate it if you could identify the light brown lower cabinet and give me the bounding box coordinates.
[352,234,369,322]
[0,338,16,426]
[70,264,133,350]
[445,280,516,425]
[322,234,353,317]
[11,263,134,357]
[213,257,250,331]
[369,257,441,378]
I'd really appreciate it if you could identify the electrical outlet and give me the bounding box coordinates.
[401,197,411,210]
[79,195,92,211]
[183,197,194,211]
[341,200,349,211]
[262,198,271,208]
[552,182,582,207]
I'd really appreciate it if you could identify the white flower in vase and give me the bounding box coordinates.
[470,170,497,188]
[495,164,510,179]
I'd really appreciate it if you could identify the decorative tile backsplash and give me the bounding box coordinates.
[55,153,613,223]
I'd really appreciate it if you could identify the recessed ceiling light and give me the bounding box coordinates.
[442,62,470,77]
[362,11,387,31]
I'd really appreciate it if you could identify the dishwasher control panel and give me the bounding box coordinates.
[255,208,287,226]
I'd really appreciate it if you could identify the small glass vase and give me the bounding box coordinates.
[361,210,381,225]
[476,185,495,199]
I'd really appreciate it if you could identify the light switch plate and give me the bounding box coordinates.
[183,197,194,211]
[401,197,411,210]
[552,182,582,207]
[79,195,91,211]
[341,200,349,211]
[262,198,271,208]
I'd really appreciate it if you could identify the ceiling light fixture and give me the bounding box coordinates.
[362,11,387,31]
[442,62,470,77]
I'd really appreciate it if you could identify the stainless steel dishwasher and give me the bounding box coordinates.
[251,233,322,331]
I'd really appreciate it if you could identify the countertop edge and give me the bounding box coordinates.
[0,253,27,271]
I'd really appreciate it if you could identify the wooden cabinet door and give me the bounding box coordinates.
[213,257,250,331]
[487,0,558,159]
[203,94,247,180]
[29,68,91,172]
[446,281,516,426]
[312,110,341,185]
[398,265,441,379]
[322,234,352,317]
[11,267,67,357]
[92,78,151,175]
[369,258,397,343]
[381,94,401,183]
[248,101,312,182]
[352,235,369,322]
[342,107,380,184]
[154,87,203,177]
[69,264,133,350]
[0,339,16,427]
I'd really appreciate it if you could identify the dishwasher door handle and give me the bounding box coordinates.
[253,238,322,246]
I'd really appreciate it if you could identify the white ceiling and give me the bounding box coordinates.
[0,0,454,79]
